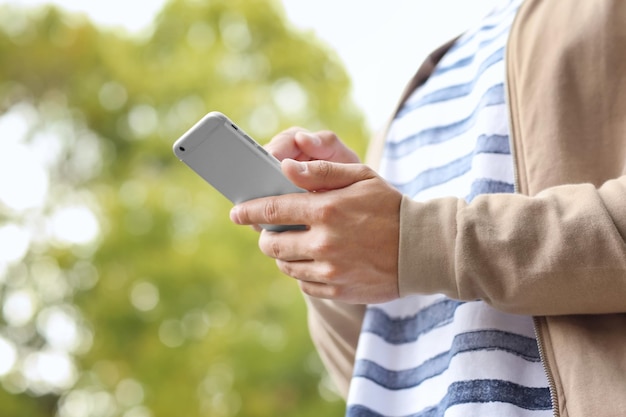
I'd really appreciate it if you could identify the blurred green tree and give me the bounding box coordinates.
[0,0,369,416]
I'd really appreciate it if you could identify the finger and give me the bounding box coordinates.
[276,259,337,287]
[282,159,377,192]
[258,229,312,261]
[264,127,310,161]
[230,161,380,226]
[298,281,341,300]
[230,192,311,226]
[281,265,342,300]
[265,129,361,164]
[293,131,360,163]
[276,259,320,282]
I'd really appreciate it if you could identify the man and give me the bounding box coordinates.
[230,0,626,415]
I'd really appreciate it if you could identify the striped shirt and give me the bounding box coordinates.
[346,1,552,416]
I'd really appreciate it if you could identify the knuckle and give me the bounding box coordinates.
[325,284,342,299]
[315,160,333,180]
[316,201,338,223]
[259,233,282,259]
[310,235,334,258]
[318,130,339,142]
[269,240,282,259]
[356,164,375,181]
[315,258,343,283]
[320,264,340,282]
[263,199,281,223]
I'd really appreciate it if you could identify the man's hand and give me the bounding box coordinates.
[230,158,402,304]
[265,128,360,164]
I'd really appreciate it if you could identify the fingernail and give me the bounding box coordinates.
[229,206,241,224]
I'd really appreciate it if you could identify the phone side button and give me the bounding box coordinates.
[256,144,269,156]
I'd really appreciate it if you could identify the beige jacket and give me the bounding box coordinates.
[305,1,626,416]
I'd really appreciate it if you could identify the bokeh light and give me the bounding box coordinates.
[3,289,37,327]
[49,206,100,246]
[129,282,159,312]
[0,224,30,265]
[0,143,49,212]
[0,337,17,376]
[23,349,77,393]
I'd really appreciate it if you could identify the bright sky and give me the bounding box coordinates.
[3,0,499,130]
[280,0,500,130]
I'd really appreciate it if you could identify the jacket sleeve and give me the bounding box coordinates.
[304,295,365,399]
[397,176,626,315]
[396,0,626,316]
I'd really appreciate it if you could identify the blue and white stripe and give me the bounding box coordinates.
[346,1,552,416]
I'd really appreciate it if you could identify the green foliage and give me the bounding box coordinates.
[0,1,369,416]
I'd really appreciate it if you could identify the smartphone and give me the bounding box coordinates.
[172,111,306,232]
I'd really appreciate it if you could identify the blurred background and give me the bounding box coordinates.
[0,0,497,416]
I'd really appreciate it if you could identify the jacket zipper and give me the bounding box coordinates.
[532,317,559,417]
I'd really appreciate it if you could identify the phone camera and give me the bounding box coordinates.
[179,146,186,152]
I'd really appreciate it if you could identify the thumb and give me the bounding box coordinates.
[282,159,377,191]
[293,131,360,163]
